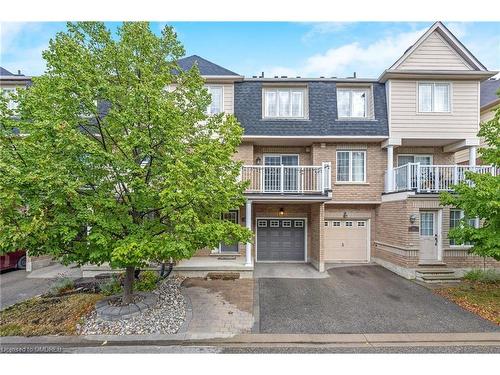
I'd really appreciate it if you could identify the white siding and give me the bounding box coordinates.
[398,31,472,71]
[222,83,234,114]
[389,79,479,140]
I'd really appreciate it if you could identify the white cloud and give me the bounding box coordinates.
[262,28,426,78]
[301,22,352,42]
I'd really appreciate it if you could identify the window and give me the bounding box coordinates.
[324,221,329,227]
[397,155,433,166]
[336,151,366,182]
[263,87,306,118]
[337,88,368,118]
[418,83,450,113]
[294,220,304,228]
[345,221,353,227]
[449,210,476,246]
[357,221,366,227]
[206,85,223,115]
[332,221,341,227]
[282,220,292,228]
[420,212,434,236]
[257,220,267,227]
[270,220,280,228]
[2,88,18,111]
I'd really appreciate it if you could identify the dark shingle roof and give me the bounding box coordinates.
[1,67,18,76]
[481,79,500,108]
[177,55,239,76]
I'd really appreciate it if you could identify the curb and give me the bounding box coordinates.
[1,332,500,348]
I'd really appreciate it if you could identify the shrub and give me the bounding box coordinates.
[99,276,122,296]
[48,278,75,296]
[463,269,500,284]
[134,270,160,292]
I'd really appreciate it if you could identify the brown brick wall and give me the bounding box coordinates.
[234,142,254,164]
[253,146,312,165]
[309,203,325,270]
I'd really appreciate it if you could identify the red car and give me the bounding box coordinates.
[0,250,27,271]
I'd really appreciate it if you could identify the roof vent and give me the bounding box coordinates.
[274,75,278,78]
[281,75,287,78]
[252,75,257,78]
[296,76,301,78]
[261,71,264,78]
[353,72,357,78]
[320,76,325,78]
[331,76,337,79]
[17,70,21,75]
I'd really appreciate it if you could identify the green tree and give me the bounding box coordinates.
[0,22,251,304]
[440,105,500,261]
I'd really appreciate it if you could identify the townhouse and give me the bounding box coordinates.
[173,22,499,281]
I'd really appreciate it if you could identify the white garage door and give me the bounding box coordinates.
[324,220,369,262]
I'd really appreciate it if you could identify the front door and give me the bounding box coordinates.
[264,155,299,192]
[419,211,439,263]
[220,210,239,253]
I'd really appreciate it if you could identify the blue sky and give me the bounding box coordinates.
[1,22,499,78]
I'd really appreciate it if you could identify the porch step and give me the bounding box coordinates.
[415,267,461,283]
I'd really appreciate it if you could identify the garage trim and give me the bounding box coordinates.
[324,218,371,263]
[255,216,308,263]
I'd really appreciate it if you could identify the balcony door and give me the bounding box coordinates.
[264,154,299,192]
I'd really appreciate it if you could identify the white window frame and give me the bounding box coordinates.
[2,87,18,111]
[397,154,434,166]
[336,88,369,119]
[417,82,451,113]
[336,150,367,183]
[205,85,224,115]
[449,209,477,247]
[262,87,307,119]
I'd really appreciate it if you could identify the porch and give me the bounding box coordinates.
[385,163,495,193]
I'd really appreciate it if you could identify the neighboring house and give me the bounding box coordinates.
[0,68,51,271]
[170,21,499,281]
[455,78,500,164]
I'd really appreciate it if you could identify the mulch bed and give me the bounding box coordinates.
[434,281,500,325]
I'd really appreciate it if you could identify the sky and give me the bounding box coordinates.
[1,22,499,79]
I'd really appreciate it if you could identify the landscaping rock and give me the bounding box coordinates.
[78,276,186,335]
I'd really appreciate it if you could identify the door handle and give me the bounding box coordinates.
[434,234,438,246]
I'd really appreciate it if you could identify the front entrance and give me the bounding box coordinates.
[324,220,369,262]
[419,211,440,263]
[256,218,306,262]
[220,210,239,253]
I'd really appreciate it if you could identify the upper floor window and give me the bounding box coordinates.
[397,154,433,166]
[263,87,306,119]
[1,87,18,111]
[206,85,223,115]
[337,88,368,118]
[336,150,366,182]
[418,83,450,113]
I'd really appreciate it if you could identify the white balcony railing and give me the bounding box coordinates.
[241,163,331,194]
[389,163,496,193]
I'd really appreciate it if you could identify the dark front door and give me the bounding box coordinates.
[220,210,239,253]
[256,218,305,261]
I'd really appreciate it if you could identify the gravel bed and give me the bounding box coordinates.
[78,276,186,335]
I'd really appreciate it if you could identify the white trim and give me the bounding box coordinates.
[336,150,367,183]
[205,84,224,115]
[336,87,370,119]
[262,86,308,120]
[255,216,308,263]
[323,218,371,263]
[242,135,386,140]
[263,153,300,165]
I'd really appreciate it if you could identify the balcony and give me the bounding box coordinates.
[241,163,331,195]
[387,163,496,193]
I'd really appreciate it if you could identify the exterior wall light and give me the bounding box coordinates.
[343,212,348,218]
[409,214,417,224]
[255,157,262,165]
[279,208,284,216]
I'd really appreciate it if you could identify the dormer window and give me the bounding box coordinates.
[263,87,307,119]
[206,85,223,115]
[337,88,369,118]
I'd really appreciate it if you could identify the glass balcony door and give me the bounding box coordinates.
[264,154,299,192]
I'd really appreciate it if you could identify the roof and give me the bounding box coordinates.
[176,55,240,77]
[0,67,25,77]
[481,79,500,109]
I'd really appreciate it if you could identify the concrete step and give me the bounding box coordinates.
[416,268,455,274]
[416,273,461,283]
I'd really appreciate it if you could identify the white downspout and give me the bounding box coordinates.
[386,145,394,192]
[245,200,253,267]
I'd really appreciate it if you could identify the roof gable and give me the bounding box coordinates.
[177,55,240,77]
[390,22,487,72]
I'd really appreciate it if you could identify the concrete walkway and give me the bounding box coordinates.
[254,263,329,279]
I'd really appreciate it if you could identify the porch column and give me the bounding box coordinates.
[469,146,477,167]
[245,199,253,267]
[386,145,394,192]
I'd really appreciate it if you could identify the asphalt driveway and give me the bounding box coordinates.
[258,265,499,334]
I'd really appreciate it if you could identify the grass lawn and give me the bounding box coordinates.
[435,281,500,325]
[0,293,104,336]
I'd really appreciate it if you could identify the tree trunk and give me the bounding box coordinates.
[122,266,135,305]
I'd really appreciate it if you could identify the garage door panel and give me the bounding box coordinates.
[324,220,368,262]
[257,219,305,261]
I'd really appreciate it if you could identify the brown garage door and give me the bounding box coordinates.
[324,220,368,262]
